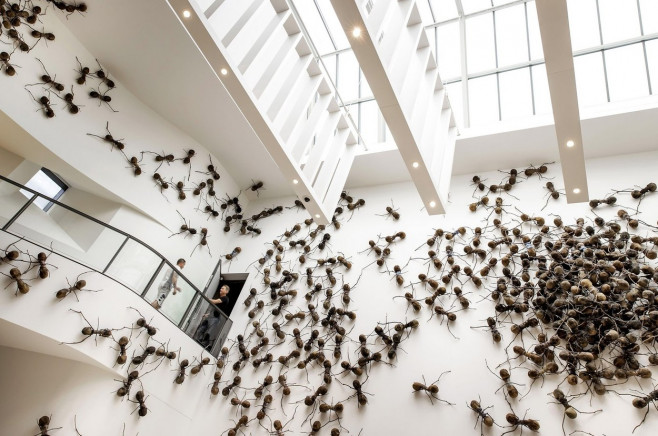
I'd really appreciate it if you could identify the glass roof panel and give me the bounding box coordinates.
[436,22,462,80]
[469,74,499,125]
[495,3,529,67]
[531,64,552,115]
[525,1,544,60]
[605,44,649,101]
[428,0,459,22]
[466,13,496,73]
[639,0,658,34]
[416,0,435,24]
[598,0,641,44]
[499,68,533,120]
[566,0,601,51]
[646,40,658,92]
[462,0,495,15]
[573,52,608,107]
[292,0,336,54]
[315,0,350,51]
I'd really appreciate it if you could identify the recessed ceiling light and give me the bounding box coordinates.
[566,140,575,148]
[292,179,299,184]
[573,188,581,194]
[220,68,228,76]
[182,10,191,18]
[352,27,361,37]
[429,201,436,208]
[412,162,419,168]
[315,214,320,218]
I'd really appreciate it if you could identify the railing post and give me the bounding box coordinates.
[102,236,130,274]
[2,194,37,231]
[142,259,165,298]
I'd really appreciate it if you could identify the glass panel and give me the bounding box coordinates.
[360,68,373,99]
[429,0,459,22]
[526,1,544,60]
[605,44,649,101]
[359,100,380,145]
[445,81,463,128]
[493,0,520,5]
[647,40,658,94]
[466,13,496,74]
[463,0,494,14]
[436,21,461,80]
[321,54,337,86]
[19,170,65,211]
[495,4,529,68]
[144,264,196,325]
[104,239,162,293]
[6,203,125,271]
[567,0,601,51]
[468,74,499,126]
[417,0,434,25]
[292,0,335,54]
[337,51,359,102]
[531,63,552,115]
[0,180,33,228]
[573,52,608,106]
[499,68,533,120]
[598,0,640,44]
[182,296,232,357]
[639,0,658,35]
[316,0,350,51]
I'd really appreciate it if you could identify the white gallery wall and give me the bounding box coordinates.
[0,5,243,292]
[0,235,223,436]
[188,150,658,436]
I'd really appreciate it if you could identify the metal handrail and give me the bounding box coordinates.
[0,174,230,352]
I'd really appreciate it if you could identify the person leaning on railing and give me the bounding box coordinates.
[209,284,230,306]
[151,258,186,310]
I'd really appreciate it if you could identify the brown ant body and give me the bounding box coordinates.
[0,51,17,76]
[88,86,116,111]
[116,370,139,397]
[2,267,30,294]
[469,399,495,434]
[503,412,540,434]
[131,390,148,417]
[412,372,453,405]
[64,310,113,345]
[87,122,125,153]
[56,87,80,114]
[55,274,98,301]
[26,89,55,118]
[127,156,142,176]
[36,415,61,436]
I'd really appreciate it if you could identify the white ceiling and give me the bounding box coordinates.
[59,0,291,199]
[54,0,658,201]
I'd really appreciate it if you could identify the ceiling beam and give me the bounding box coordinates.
[535,0,589,203]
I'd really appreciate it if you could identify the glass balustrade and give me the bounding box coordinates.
[0,175,231,357]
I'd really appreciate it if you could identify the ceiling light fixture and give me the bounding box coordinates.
[573,188,581,194]
[315,214,320,218]
[182,10,191,18]
[352,27,361,37]
[412,162,419,168]
[220,68,228,76]
[566,140,575,148]
[429,201,436,208]
[292,179,299,184]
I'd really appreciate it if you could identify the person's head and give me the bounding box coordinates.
[213,310,220,318]
[219,284,230,297]
[176,258,186,269]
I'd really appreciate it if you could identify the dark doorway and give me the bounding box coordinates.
[211,274,247,317]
